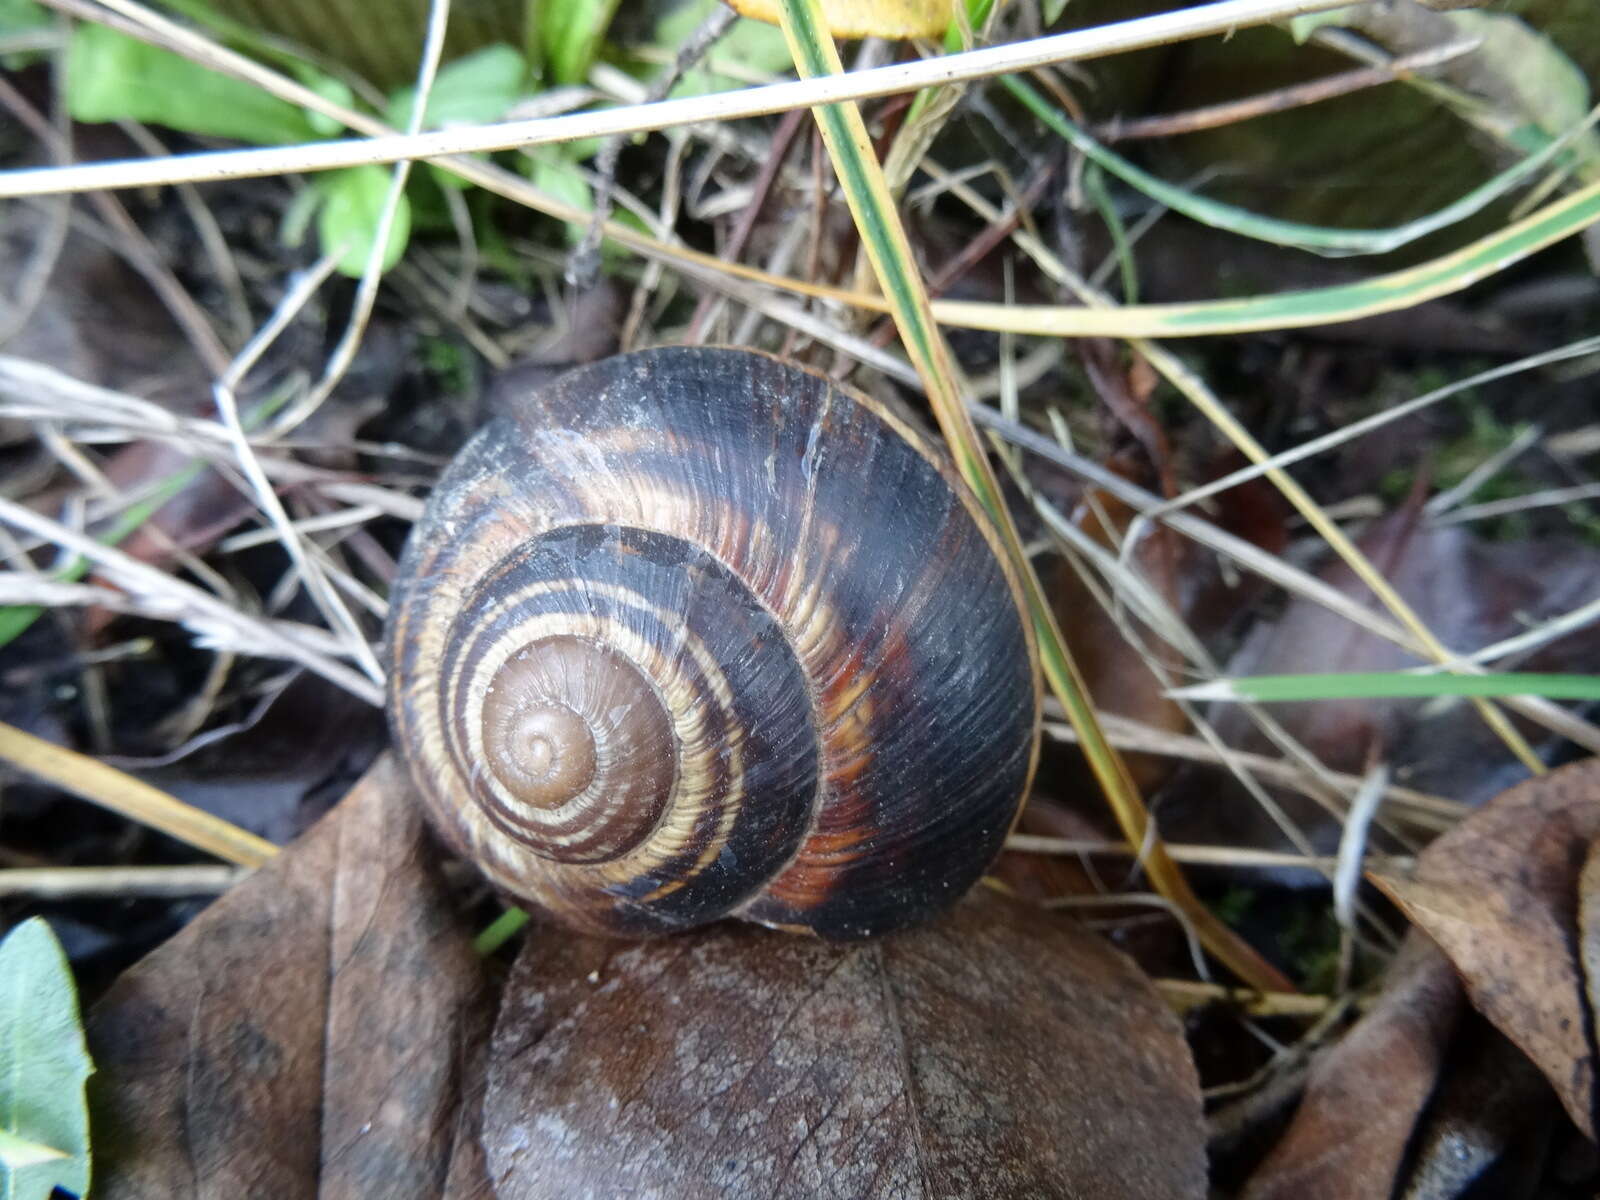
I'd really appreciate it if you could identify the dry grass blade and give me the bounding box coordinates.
[1005,834,1415,875]
[930,166,1551,775]
[777,0,1290,994]
[974,407,1600,758]
[0,494,384,705]
[1149,335,1600,519]
[1041,714,1464,826]
[2,0,1368,198]
[0,721,276,866]
[1156,980,1334,1017]
[0,865,248,897]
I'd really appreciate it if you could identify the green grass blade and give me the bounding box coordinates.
[473,906,529,955]
[1175,672,1600,703]
[1083,163,1138,302]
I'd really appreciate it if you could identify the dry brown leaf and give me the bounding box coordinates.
[482,888,1205,1199]
[1580,836,1600,1030]
[86,753,489,1197]
[1370,757,1600,1140]
[1244,932,1463,1200]
[724,0,955,38]
[438,1032,497,1200]
[1397,1018,1557,1199]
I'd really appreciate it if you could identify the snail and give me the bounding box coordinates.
[385,346,1041,940]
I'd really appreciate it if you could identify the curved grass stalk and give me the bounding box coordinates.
[778,0,1293,994]
[1005,75,1600,258]
[930,173,1600,336]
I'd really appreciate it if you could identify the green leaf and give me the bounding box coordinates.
[1446,11,1600,172]
[66,21,319,145]
[523,145,654,261]
[0,0,46,38]
[387,44,530,131]
[539,0,622,85]
[316,165,412,277]
[0,1129,67,1171]
[525,147,595,244]
[296,71,356,138]
[0,919,93,1200]
[1288,8,1363,42]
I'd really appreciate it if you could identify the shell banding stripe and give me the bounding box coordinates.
[435,523,821,935]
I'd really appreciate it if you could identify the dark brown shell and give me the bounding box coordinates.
[386,347,1040,939]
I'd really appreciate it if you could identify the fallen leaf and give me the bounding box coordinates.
[86,753,488,1198]
[438,1032,496,1200]
[1581,837,1600,1025]
[1370,757,1600,1139]
[1244,931,1463,1199]
[483,889,1206,1199]
[1397,1017,1557,1200]
[0,918,93,1200]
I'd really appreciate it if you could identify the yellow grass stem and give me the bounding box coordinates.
[0,720,277,867]
[778,0,1292,993]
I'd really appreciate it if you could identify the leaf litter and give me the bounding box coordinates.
[2,0,1600,1196]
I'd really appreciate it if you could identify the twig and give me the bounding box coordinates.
[1094,40,1477,141]
[569,3,737,290]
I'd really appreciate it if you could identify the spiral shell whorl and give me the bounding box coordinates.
[472,635,671,859]
[387,347,1040,939]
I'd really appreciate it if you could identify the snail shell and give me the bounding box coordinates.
[386,347,1040,940]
